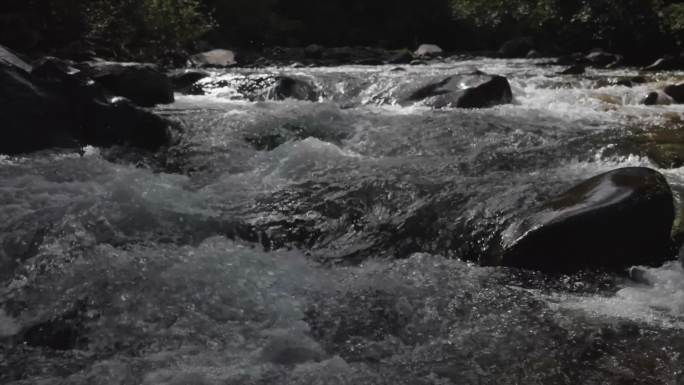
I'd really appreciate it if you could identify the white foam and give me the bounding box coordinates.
[545,262,684,328]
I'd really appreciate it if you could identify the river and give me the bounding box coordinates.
[2,58,684,384]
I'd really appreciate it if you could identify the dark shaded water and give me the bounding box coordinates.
[2,58,684,384]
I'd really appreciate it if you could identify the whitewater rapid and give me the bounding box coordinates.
[2,58,684,384]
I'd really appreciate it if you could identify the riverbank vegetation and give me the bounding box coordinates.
[2,0,684,62]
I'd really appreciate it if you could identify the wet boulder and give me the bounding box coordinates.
[499,37,534,58]
[168,69,209,94]
[664,84,684,103]
[642,91,673,106]
[0,45,173,155]
[414,44,443,58]
[85,97,173,151]
[498,167,675,272]
[78,61,174,107]
[263,76,319,102]
[0,54,76,154]
[190,49,237,67]
[403,73,513,109]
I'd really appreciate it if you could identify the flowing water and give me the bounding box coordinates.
[3,58,684,384]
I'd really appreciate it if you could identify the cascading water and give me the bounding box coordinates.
[2,58,684,384]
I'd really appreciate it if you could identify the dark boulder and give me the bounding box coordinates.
[558,64,585,75]
[31,57,79,82]
[263,76,319,102]
[498,167,675,272]
[414,44,443,58]
[642,91,673,106]
[403,73,513,109]
[190,49,237,67]
[0,45,173,155]
[643,55,684,71]
[387,49,413,64]
[664,84,684,103]
[168,69,209,93]
[78,61,174,107]
[498,37,534,58]
[85,97,173,151]
[0,57,75,154]
[458,76,513,108]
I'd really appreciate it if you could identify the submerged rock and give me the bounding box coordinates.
[190,49,236,67]
[403,73,513,109]
[414,44,443,58]
[498,167,675,272]
[264,76,319,101]
[78,61,174,107]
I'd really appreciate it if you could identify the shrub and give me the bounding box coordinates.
[84,0,214,58]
